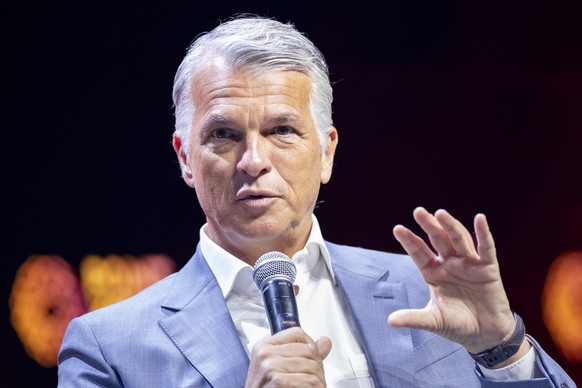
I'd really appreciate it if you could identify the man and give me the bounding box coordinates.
[58,15,575,387]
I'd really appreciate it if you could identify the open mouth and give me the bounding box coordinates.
[239,195,273,202]
[236,189,278,202]
[246,195,268,199]
[236,193,278,207]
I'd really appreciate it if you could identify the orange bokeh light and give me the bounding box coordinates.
[80,253,176,312]
[9,255,87,368]
[541,251,582,363]
[9,253,177,368]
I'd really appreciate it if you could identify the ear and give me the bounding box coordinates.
[172,133,196,188]
[320,126,338,184]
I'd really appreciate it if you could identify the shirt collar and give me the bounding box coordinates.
[199,214,335,299]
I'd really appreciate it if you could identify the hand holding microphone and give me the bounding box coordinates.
[245,252,331,387]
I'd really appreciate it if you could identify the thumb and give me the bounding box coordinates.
[315,336,332,359]
[388,308,436,331]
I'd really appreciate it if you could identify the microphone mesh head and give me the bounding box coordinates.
[252,251,296,290]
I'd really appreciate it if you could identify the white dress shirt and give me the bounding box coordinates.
[199,214,536,386]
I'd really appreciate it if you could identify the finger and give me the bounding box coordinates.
[434,209,479,259]
[412,207,456,257]
[259,328,320,359]
[264,370,327,388]
[252,337,324,371]
[276,374,327,388]
[268,327,314,346]
[474,213,497,264]
[387,308,437,332]
[393,224,439,269]
[248,356,325,387]
[315,336,332,360]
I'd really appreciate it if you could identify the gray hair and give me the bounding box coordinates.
[172,15,333,154]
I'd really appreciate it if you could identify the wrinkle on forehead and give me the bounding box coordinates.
[191,57,311,104]
[190,61,314,136]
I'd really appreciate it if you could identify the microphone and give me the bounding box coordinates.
[252,251,300,335]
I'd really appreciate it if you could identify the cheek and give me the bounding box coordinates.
[192,155,233,201]
[277,151,323,197]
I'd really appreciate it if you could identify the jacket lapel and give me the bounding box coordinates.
[328,242,416,387]
[159,246,249,387]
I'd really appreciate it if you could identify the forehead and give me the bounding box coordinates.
[189,58,313,113]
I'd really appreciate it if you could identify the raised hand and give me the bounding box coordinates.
[245,327,332,387]
[389,207,528,359]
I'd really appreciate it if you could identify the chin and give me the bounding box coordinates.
[235,215,301,243]
[239,219,287,239]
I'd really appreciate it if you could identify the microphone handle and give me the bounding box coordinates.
[262,277,300,334]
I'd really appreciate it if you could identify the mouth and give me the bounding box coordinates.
[244,194,270,200]
[235,190,279,203]
[237,194,276,201]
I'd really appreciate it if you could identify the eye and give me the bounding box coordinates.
[272,126,295,136]
[211,127,238,140]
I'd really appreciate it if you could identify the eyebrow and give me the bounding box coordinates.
[206,115,234,126]
[198,112,307,139]
[269,113,304,126]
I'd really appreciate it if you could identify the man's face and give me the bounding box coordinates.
[174,58,338,264]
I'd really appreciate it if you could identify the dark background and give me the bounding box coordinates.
[3,1,581,386]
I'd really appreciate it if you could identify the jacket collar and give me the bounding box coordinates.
[159,245,249,387]
[327,242,417,387]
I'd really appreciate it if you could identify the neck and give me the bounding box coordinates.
[226,236,308,266]
[204,223,313,266]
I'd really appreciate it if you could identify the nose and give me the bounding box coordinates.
[236,135,272,177]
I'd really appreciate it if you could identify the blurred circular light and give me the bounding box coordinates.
[80,253,176,311]
[9,255,87,368]
[541,251,582,363]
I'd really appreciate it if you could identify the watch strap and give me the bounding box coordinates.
[469,312,526,368]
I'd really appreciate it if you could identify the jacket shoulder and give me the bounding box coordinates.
[79,271,179,327]
[325,240,423,280]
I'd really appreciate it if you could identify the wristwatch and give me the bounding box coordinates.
[469,312,526,368]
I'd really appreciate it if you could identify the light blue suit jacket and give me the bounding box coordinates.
[58,242,575,387]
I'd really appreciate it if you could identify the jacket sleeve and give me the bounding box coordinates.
[57,316,122,388]
[476,335,575,388]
